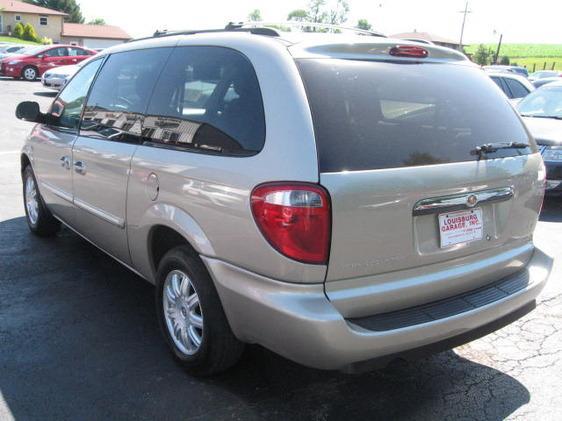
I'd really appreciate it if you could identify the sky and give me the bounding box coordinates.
[78,0,562,44]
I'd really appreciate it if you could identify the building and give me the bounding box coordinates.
[391,31,464,51]
[61,23,131,49]
[0,0,66,41]
[0,0,130,47]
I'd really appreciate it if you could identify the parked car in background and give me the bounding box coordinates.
[488,72,535,100]
[15,30,551,376]
[532,77,561,89]
[517,82,562,194]
[0,45,96,81]
[41,55,100,90]
[484,65,529,77]
[0,44,26,60]
[529,70,562,82]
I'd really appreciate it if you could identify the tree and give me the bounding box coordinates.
[287,9,309,21]
[13,22,25,39]
[22,23,39,42]
[500,56,510,65]
[24,0,84,23]
[247,9,262,22]
[356,18,372,31]
[474,44,492,66]
[88,18,106,25]
[287,0,350,26]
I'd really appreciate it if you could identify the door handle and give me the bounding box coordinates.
[60,155,70,170]
[73,160,86,174]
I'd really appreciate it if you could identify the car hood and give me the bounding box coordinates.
[44,64,79,76]
[522,117,562,146]
[0,54,25,63]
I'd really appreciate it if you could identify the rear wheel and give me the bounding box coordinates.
[22,66,37,81]
[155,246,244,376]
[23,166,60,237]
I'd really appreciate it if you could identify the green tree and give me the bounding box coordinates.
[356,18,372,30]
[22,23,39,42]
[87,18,106,25]
[24,0,84,23]
[474,44,491,65]
[287,9,309,21]
[13,22,25,39]
[287,0,350,26]
[247,9,262,22]
[500,55,510,65]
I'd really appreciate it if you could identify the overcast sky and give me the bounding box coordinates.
[78,0,562,44]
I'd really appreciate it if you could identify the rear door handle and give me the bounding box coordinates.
[73,160,86,174]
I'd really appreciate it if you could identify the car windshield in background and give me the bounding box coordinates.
[17,46,46,56]
[297,59,533,172]
[518,85,562,119]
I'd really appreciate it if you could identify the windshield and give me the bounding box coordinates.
[517,86,562,119]
[297,59,533,172]
[18,46,47,56]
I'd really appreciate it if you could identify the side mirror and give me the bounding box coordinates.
[16,101,45,123]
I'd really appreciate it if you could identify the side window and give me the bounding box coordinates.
[145,46,265,155]
[505,78,530,98]
[491,77,509,97]
[49,58,103,131]
[44,47,68,57]
[69,47,85,56]
[81,48,172,142]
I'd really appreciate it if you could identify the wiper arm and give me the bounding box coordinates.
[471,142,529,158]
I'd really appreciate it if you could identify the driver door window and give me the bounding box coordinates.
[49,58,103,131]
[81,48,172,142]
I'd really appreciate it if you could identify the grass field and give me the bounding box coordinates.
[0,36,41,45]
[465,43,562,71]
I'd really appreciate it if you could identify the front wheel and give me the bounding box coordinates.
[23,166,60,236]
[155,246,244,376]
[22,66,37,81]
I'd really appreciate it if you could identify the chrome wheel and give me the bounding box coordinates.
[163,269,204,355]
[23,67,37,80]
[25,175,39,225]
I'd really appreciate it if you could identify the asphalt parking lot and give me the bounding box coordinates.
[0,77,561,420]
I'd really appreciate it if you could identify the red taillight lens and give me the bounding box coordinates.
[389,45,429,58]
[251,183,331,265]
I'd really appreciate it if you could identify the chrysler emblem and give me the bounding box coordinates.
[466,194,478,207]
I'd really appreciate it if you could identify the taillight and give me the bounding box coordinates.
[389,45,429,58]
[251,183,331,265]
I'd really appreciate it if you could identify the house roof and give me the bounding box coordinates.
[62,23,131,40]
[391,31,461,46]
[0,0,67,16]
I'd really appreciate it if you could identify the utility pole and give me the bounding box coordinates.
[494,33,503,64]
[458,1,472,50]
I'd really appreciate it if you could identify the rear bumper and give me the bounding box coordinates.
[203,247,552,370]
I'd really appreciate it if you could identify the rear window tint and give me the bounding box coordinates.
[297,59,533,172]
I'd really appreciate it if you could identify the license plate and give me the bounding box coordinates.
[438,208,483,248]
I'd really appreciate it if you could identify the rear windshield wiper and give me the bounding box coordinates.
[471,142,529,158]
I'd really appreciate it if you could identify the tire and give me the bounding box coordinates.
[22,165,60,237]
[22,66,38,81]
[155,246,244,376]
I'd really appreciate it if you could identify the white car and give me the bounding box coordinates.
[487,72,535,101]
[41,64,80,90]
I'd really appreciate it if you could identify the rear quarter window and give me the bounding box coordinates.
[297,60,533,172]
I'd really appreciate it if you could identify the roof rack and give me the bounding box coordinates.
[128,21,385,43]
[236,21,386,37]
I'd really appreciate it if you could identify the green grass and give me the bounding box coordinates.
[0,36,41,45]
[465,43,562,71]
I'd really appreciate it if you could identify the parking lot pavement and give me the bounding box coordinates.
[0,78,561,421]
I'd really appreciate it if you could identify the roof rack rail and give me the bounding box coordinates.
[236,21,386,37]
[128,20,385,44]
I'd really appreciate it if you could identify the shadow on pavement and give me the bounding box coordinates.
[33,91,57,98]
[540,196,562,222]
[0,216,530,420]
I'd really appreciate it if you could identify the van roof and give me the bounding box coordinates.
[105,28,470,65]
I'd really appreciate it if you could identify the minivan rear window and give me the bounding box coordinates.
[297,59,533,172]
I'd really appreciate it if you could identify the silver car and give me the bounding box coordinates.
[15,27,552,375]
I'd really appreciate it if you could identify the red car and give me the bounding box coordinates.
[0,45,96,81]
